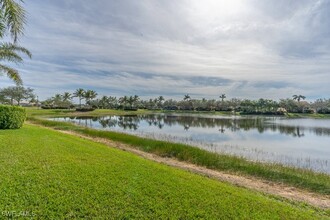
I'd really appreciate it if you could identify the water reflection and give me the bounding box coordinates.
[68,114,330,138]
[53,114,330,173]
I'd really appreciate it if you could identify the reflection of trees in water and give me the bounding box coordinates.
[97,116,140,130]
[73,115,330,138]
[117,116,139,130]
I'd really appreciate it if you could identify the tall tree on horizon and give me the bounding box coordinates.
[183,94,191,101]
[0,86,34,105]
[73,88,85,108]
[84,90,98,105]
[219,94,226,102]
[293,95,306,102]
[62,92,72,102]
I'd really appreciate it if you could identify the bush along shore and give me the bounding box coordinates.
[28,116,330,196]
[0,105,26,129]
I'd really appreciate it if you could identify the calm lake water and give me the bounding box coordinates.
[52,114,330,173]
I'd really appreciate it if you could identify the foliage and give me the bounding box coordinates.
[293,95,306,102]
[73,88,85,107]
[41,93,73,109]
[0,86,34,105]
[0,104,25,129]
[0,0,31,84]
[0,124,327,219]
[84,89,97,106]
[75,107,95,112]
[42,89,330,115]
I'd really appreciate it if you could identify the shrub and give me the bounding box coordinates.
[41,105,72,110]
[317,108,330,114]
[0,105,26,129]
[75,107,95,112]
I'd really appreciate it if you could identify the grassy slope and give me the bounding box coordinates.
[0,125,328,219]
[28,116,330,196]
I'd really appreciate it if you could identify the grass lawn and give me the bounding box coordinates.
[0,125,328,219]
[28,116,330,196]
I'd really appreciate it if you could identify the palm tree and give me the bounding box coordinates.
[73,88,85,108]
[62,92,72,102]
[219,94,226,102]
[292,95,306,102]
[183,94,191,101]
[157,96,165,108]
[158,96,164,102]
[119,96,128,108]
[84,90,98,105]
[99,95,109,109]
[132,95,139,108]
[53,93,62,101]
[0,0,31,85]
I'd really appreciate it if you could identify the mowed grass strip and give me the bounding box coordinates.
[0,125,328,219]
[28,117,330,196]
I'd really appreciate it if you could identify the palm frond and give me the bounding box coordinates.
[0,63,22,85]
[0,0,26,42]
[0,42,31,58]
[0,11,6,38]
[0,47,23,63]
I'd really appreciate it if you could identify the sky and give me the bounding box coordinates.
[1,0,330,100]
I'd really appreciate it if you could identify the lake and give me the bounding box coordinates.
[52,114,330,174]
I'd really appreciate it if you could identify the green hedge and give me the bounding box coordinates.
[0,105,26,129]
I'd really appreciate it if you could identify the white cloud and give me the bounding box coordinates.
[1,0,328,100]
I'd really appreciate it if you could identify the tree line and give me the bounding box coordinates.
[1,86,329,115]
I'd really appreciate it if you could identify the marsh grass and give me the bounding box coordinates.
[137,131,330,173]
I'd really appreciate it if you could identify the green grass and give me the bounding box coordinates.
[26,107,154,118]
[286,113,330,118]
[28,116,330,196]
[0,124,328,219]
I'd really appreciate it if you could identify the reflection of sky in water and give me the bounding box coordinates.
[52,114,330,173]
[275,118,330,129]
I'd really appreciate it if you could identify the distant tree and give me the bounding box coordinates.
[183,94,191,101]
[132,95,139,108]
[0,86,34,105]
[279,98,299,113]
[230,98,241,112]
[312,98,330,113]
[62,92,72,102]
[99,95,109,109]
[119,96,128,108]
[155,96,165,109]
[219,94,226,102]
[84,90,98,106]
[73,88,85,107]
[158,96,164,102]
[108,96,118,109]
[53,94,62,103]
[293,95,306,102]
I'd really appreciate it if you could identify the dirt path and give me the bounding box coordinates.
[30,123,330,209]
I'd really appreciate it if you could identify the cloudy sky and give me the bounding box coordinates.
[1,0,330,100]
